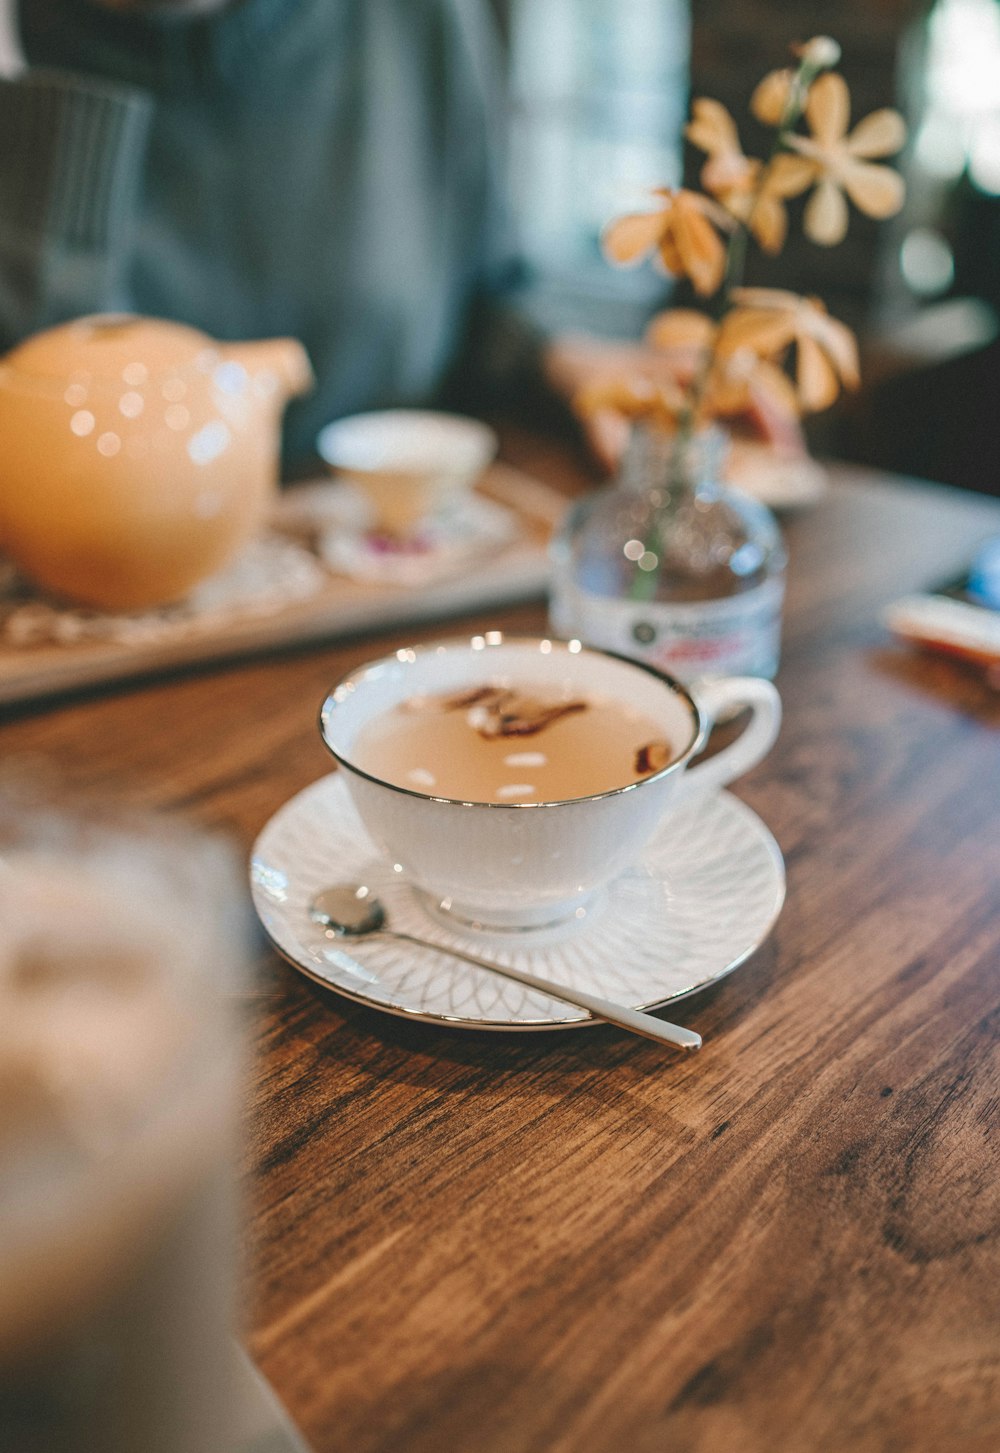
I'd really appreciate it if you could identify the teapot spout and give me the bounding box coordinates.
[225,337,314,403]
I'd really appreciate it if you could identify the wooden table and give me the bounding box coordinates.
[3,445,999,1453]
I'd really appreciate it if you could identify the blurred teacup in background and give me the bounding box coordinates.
[317,409,497,537]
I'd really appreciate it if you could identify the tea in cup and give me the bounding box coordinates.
[319,635,780,931]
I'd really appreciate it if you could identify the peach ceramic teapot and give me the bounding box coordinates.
[0,315,313,610]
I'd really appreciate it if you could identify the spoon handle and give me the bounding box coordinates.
[388,930,701,1052]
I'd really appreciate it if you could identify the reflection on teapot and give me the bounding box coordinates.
[0,315,313,610]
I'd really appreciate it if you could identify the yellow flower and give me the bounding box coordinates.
[644,308,804,431]
[785,73,907,244]
[602,188,731,297]
[686,100,758,200]
[722,288,860,411]
[685,99,810,253]
[574,373,687,433]
[750,37,841,126]
[705,350,802,426]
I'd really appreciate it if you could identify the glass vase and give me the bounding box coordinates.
[549,423,787,682]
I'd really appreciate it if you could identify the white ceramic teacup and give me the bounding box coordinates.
[316,409,497,536]
[319,635,780,932]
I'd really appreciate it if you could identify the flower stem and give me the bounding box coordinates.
[690,51,821,421]
[625,418,694,603]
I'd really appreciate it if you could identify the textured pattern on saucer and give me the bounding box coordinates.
[250,774,785,1030]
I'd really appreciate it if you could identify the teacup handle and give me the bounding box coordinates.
[674,676,781,802]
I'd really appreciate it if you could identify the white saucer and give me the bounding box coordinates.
[319,488,516,587]
[250,774,785,1031]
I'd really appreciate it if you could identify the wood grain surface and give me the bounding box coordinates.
[2,443,999,1453]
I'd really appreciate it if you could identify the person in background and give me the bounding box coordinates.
[0,0,530,471]
[0,0,663,476]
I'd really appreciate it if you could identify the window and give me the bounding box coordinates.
[505,0,690,336]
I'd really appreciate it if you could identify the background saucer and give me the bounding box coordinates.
[250,775,785,1031]
[318,490,516,586]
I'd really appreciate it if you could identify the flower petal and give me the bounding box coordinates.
[602,209,668,265]
[672,200,727,296]
[703,153,758,197]
[806,72,850,148]
[719,307,797,357]
[847,107,907,159]
[806,305,860,389]
[842,160,906,218]
[804,178,849,244]
[646,309,717,352]
[751,68,794,127]
[702,363,751,417]
[704,352,803,430]
[654,229,686,277]
[689,190,736,230]
[715,185,754,224]
[795,333,840,411]
[749,192,788,254]
[765,152,819,198]
[575,372,687,437]
[575,376,654,419]
[686,97,743,158]
[747,357,803,419]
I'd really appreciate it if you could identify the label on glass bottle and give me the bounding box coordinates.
[551,576,785,681]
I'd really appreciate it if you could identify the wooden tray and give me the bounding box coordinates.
[0,464,567,707]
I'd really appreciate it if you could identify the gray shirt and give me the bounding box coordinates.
[0,0,536,468]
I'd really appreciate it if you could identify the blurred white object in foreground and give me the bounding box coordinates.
[0,803,248,1453]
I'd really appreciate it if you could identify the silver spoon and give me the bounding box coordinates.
[309,884,701,1052]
